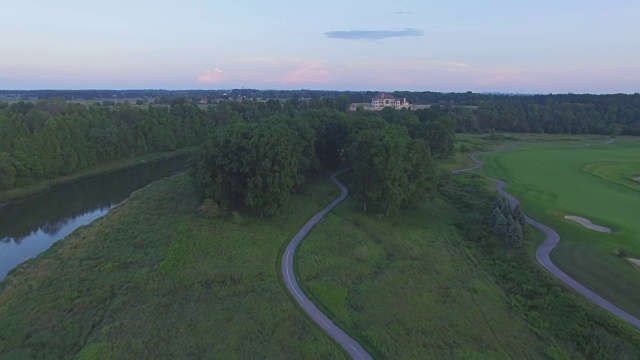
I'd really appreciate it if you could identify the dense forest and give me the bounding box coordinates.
[0,98,455,210]
[0,99,212,191]
[192,106,455,217]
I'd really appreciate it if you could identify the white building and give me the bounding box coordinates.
[371,93,410,109]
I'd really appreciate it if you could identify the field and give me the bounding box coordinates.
[0,174,345,359]
[477,138,640,319]
[297,175,549,359]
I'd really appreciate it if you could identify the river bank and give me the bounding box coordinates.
[0,154,193,281]
[0,174,345,359]
[0,148,197,204]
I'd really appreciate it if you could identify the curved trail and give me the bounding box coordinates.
[453,144,640,330]
[282,170,373,360]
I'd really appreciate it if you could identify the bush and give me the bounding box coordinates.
[614,248,628,257]
[230,211,242,224]
[197,199,223,219]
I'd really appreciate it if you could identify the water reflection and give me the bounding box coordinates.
[0,156,188,280]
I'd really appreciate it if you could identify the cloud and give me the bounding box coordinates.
[196,68,224,83]
[324,28,423,41]
[282,64,329,84]
[395,11,414,15]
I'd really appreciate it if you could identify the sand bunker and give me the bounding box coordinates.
[631,175,640,183]
[627,258,640,271]
[564,215,611,233]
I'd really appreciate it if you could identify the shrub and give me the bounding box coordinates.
[230,211,242,224]
[614,248,628,257]
[197,199,223,219]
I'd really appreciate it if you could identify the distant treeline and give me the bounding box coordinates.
[3,90,639,135]
[455,95,640,135]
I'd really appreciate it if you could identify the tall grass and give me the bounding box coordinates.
[0,174,345,359]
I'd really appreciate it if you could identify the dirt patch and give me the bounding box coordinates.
[626,258,640,271]
[564,215,611,233]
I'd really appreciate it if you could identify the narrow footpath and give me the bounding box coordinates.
[282,169,373,360]
[453,147,640,330]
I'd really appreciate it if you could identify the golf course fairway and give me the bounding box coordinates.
[478,138,640,319]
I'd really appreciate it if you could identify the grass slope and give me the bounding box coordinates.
[297,173,550,359]
[0,174,346,359]
[477,138,640,319]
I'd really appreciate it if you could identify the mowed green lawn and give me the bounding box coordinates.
[478,138,640,319]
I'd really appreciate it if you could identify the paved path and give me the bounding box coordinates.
[282,170,373,360]
[453,144,640,330]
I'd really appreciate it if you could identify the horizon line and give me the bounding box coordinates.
[1,89,640,96]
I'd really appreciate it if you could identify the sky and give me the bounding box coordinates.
[1,0,640,93]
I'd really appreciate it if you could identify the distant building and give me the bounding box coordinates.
[199,98,208,104]
[371,93,410,109]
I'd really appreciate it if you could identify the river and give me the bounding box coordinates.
[0,156,189,281]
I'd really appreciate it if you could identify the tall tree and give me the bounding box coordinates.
[347,127,415,214]
[0,152,17,190]
[193,122,301,217]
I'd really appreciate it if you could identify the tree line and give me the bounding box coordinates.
[0,98,455,213]
[0,99,212,190]
[471,96,640,135]
[192,107,456,217]
[4,90,639,136]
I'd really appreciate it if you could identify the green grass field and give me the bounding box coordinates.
[297,174,551,359]
[477,138,640,319]
[0,174,346,359]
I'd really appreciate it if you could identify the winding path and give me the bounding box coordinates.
[282,169,373,360]
[453,145,640,330]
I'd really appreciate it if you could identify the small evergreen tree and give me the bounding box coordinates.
[493,211,508,238]
[512,204,526,228]
[490,206,503,228]
[506,216,523,247]
[491,196,525,248]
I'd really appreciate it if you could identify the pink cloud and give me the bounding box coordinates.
[197,68,224,83]
[282,64,329,84]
